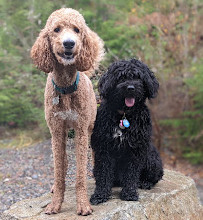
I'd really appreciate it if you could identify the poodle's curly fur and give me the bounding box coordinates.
[31,8,104,215]
[90,58,163,205]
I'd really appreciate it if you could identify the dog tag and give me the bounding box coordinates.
[119,120,125,129]
[52,95,59,105]
[123,119,130,128]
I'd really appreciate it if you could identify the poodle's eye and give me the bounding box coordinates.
[74,27,80,33]
[54,27,60,33]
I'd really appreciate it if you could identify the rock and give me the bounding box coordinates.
[2,170,203,220]
[31,174,38,179]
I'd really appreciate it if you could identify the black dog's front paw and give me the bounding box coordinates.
[90,193,110,205]
[120,187,139,201]
[138,181,155,190]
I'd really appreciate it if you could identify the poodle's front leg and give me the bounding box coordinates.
[50,150,68,193]
[75,128,93,216]
[45,124,67,214]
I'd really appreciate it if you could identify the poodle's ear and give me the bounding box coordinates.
[98,69,116,99]
[142,66,159,99]
[76,26,104,72]
[30,29,54,73]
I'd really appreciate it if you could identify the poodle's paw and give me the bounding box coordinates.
[50,184,55,193]
[90,193,109,205]
[45,201,62,215]
[138,181,155,190]
[120,187,139,201]
[77,201,93,216]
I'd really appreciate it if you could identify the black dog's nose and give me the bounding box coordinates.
[63,40,75,49]
[127,85,135,91]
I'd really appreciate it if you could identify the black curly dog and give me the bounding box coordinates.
[90,58,163,205]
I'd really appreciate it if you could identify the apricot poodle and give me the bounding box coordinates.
[31,8,104,215]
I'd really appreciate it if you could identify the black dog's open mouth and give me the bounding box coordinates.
[125,97,135,107]
[58,52,74,60]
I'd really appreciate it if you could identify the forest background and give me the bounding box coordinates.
[0,0,202,165]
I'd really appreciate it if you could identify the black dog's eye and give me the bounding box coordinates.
[74,27,80,33]
[54,27,60,33]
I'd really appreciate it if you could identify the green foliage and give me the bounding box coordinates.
[0,67,46,127]
[183,151,203,165]
[182,62,203,163]
[161,61,203,164]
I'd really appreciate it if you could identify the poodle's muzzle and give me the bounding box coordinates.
[63,40,75,58]
[57,39,75,60]
[58,33,77,60]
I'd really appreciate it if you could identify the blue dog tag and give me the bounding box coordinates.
[123,119,130,128]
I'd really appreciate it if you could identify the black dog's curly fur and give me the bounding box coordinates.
[90,58,163,205]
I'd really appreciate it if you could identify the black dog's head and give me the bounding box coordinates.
[99,58,159,111]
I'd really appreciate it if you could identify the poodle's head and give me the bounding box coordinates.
[99,58,159,111]
[31,8,104,73]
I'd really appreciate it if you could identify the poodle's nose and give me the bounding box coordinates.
[127,85,135,91]
[63,40,75,49]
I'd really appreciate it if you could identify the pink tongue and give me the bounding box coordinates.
[125,98,135,107]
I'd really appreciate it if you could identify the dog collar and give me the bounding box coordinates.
[52,71,80,94]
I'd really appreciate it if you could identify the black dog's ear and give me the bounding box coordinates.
[98,69,116,99]
[141,65,159,99]
[98,71,113,99]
